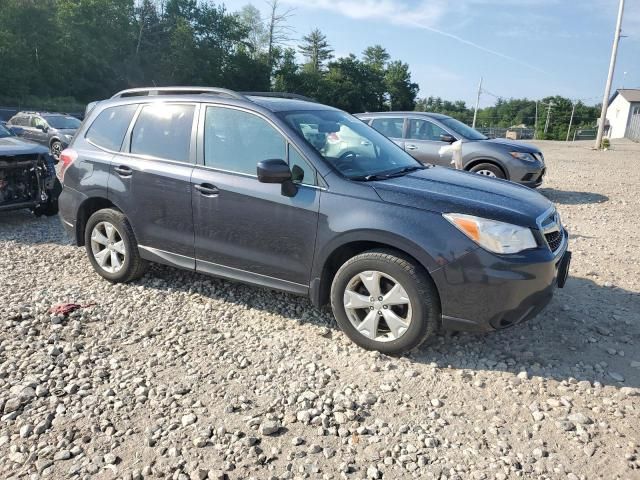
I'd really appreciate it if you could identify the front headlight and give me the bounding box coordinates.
[509,151,535,162]
[443,213,537,254]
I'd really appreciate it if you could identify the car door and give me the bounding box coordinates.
[404,118,454,166]
[370,117,406,149]
[17,116,36,141]
[191,104,320,291]
[108,102,197,264]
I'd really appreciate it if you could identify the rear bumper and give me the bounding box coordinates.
[432,242,569,332]
[58,185,85,244]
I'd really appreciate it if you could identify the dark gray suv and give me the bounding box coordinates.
[58,87,570,354]
[7,111,81,159]
[357,112,546,187]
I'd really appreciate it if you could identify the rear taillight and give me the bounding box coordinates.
[58,148,78,182]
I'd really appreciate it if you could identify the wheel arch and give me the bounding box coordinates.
[464,158,509,180]
[75,196,120,246]
[311,233,441,309]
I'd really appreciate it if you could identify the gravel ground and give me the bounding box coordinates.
[1,139,639,480]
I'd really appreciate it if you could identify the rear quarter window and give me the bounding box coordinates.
[85,104,138,151]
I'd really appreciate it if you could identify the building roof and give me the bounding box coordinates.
[609,88,640,105]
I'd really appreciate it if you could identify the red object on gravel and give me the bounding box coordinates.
[49,303,95,316]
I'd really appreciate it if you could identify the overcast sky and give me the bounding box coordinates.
[222,0,640,107]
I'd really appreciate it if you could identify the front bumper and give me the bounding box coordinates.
[432,240,570,332]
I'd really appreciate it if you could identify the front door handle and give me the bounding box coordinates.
[194,183,220,197]
[114,165,133,177]
[406,144,418,151]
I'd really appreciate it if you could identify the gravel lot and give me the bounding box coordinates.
[1,140,639,480]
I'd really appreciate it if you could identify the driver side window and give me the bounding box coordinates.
[288,146,317,186]
[31,116,47,129]
[408,119,448,142]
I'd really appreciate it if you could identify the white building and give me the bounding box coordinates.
[605,89,640,141]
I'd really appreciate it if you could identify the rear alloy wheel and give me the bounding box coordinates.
[50,140,63,160]
[84,209,148,283]
[469,162,505,179]
[330,249,440,354]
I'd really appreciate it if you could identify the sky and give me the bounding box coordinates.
[221,0,640,107]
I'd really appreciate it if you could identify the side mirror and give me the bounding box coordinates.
[35,124,47,132]
[440,134,455,143]
[257,159,298,197]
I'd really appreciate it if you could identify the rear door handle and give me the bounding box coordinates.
[194,183,219,197]
[114,165,133,177]
[406,144,418,151]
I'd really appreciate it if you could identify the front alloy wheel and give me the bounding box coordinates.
[330,249,440,354]
[343,270,413,342]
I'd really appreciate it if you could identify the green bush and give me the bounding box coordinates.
[601,138,611,150]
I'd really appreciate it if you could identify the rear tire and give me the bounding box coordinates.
[330,249,440,354]
[84,208,148,283]
[50,140,63,160]
[469,162,505,179]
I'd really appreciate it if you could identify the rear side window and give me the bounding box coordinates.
[204,106,286,175]
[86,105,137,151]
[130,104,195,162]
[371,117,405,138]
[11,116,29,126]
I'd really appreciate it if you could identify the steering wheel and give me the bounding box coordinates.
[339,150,358,161]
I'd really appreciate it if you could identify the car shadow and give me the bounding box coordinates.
[539,188,609,205]
[139,264,640,390]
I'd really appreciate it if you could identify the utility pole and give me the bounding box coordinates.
[566,102,576,141]
[544,102,554,135]
[534,101,539,140]
[595,0,625,149]
[472,76,483,129]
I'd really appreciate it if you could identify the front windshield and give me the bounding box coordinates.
[279,110,421,180]
[0,124,12,138]
[43,115,81,130]
[440,117,487,141]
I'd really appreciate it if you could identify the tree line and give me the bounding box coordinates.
[0,0,599,140]
[417,96,602,140]
[0,0,418,113]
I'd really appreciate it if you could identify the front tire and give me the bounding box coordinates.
[469,162,505,179]
[330,249,440,354]
[84,209,148,283]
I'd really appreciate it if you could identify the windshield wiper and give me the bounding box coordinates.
[386,165,425,177]
[351,165,425,182]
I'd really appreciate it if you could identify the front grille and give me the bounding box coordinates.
[545,230,563,252]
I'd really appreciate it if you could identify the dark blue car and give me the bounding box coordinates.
[58,87,570,354]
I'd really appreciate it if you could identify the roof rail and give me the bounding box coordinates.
[241,92,318,103]
[111,87,247,100]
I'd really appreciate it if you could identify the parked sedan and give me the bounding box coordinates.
[7,111,81,160]
[356,112,546,187]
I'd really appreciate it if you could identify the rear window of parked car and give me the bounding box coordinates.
[130,104,195,162]
[371,118,405,138]
[86,105,138,151]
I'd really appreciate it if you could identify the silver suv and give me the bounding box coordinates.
[356,112,546,187]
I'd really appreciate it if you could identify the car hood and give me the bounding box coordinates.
[484,138,541,153]
[371,166,553,228]
[0,136,49,156]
